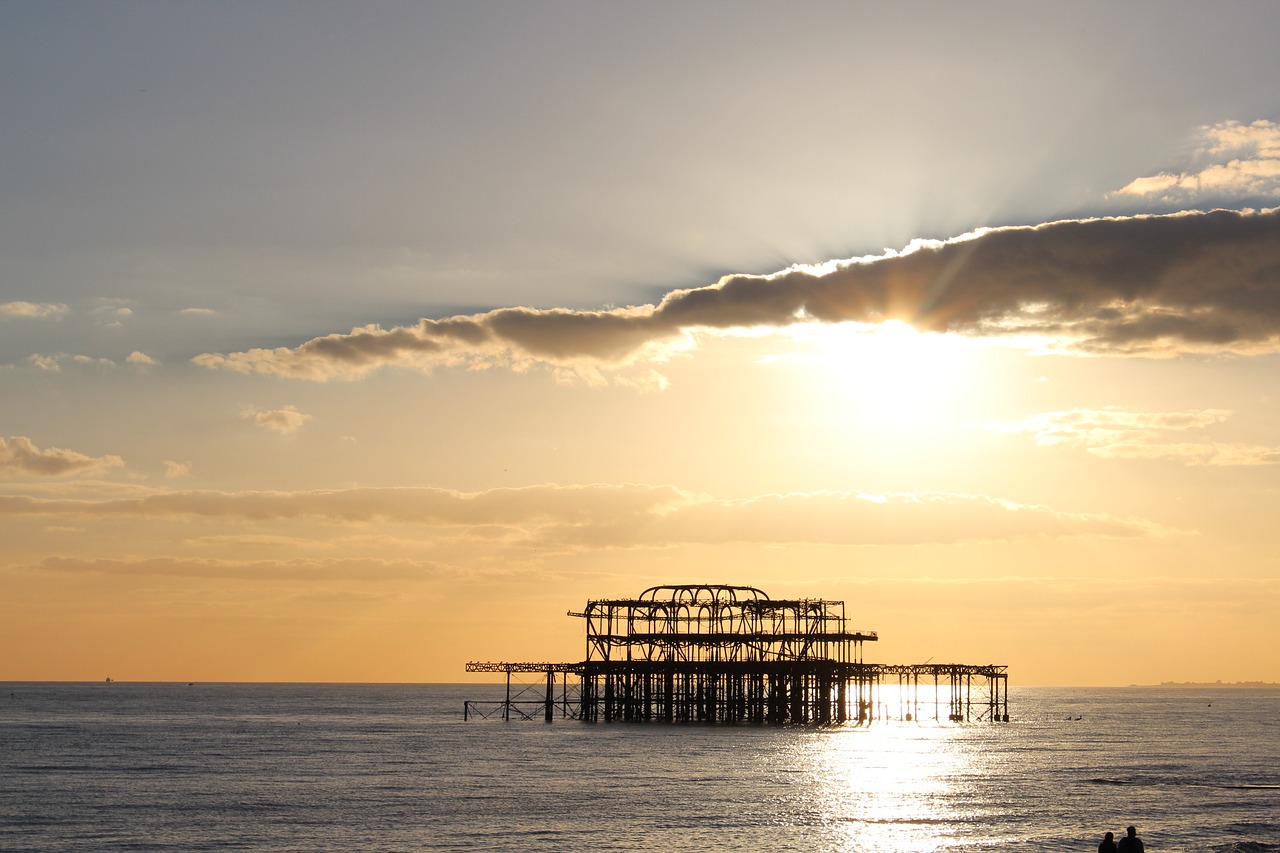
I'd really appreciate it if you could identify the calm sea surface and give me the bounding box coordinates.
[1,683,1277,852]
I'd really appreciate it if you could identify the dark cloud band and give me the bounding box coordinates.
[194,208,1280,379]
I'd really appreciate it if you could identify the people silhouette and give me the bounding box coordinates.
[1098,831,1117,852]
[1116,825,1145,852]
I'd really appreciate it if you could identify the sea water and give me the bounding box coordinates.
[1,683,1277,852]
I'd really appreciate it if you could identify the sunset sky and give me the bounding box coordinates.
[4,2,1280,686]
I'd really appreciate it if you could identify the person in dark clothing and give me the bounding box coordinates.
[1098,831,1118,852]
[1116,825,1145,852]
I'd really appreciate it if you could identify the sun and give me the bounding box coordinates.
[803,320,979,433]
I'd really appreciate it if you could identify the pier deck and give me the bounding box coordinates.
[465,584,1008,724]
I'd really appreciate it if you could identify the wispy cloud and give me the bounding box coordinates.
[0,484,1168,547]
[163,460,192,479]
[23,353,116,372]
[127,351,158,366]
[1,301,68,319]
[523,490,1166,550]
[1110,120,1280,204]
[193,208,1280,382]
[25,354,63,372]
[0,436,124,479]
[841,574,1280,618]
[986,407,1280,465]
[242,405,311,435]
[92,304,133,327]
[32,555,450,581]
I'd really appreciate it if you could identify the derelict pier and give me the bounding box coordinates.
[465,584,1009,724]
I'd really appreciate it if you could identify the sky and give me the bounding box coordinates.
[3,1,1280,686]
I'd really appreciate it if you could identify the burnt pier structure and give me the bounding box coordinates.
[465,584,1008,725]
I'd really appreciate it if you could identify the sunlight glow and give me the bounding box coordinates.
[806,720,970,853]
[803,321,979,433]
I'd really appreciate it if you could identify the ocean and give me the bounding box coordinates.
[1,683,1277,852]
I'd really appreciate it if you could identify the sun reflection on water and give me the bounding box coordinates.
[803,722,974,853]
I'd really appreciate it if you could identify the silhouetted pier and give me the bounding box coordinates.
[465,584,1008,725]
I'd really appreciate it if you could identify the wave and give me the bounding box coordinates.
[1084,776,1280,791]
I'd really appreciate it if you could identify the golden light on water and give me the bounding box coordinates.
[808,723,971,853]
[760,681,1013,853]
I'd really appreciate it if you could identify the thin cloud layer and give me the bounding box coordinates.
[525,491,1161,550]
[163,460,192,479]
[0,436,124,479]
[193,208,1280,381]
[92,304,133,327]
[1111,120,1280,203]
[1,301,68,319]
[842,574,1280,617]
[0,484,1163,547]
[988,407,1280,465]
[23,353,117,372]
[33,555,448,581]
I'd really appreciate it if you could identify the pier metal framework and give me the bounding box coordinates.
[465,584,1008,725]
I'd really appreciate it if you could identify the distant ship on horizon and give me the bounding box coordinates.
[1143,680,1280,688]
